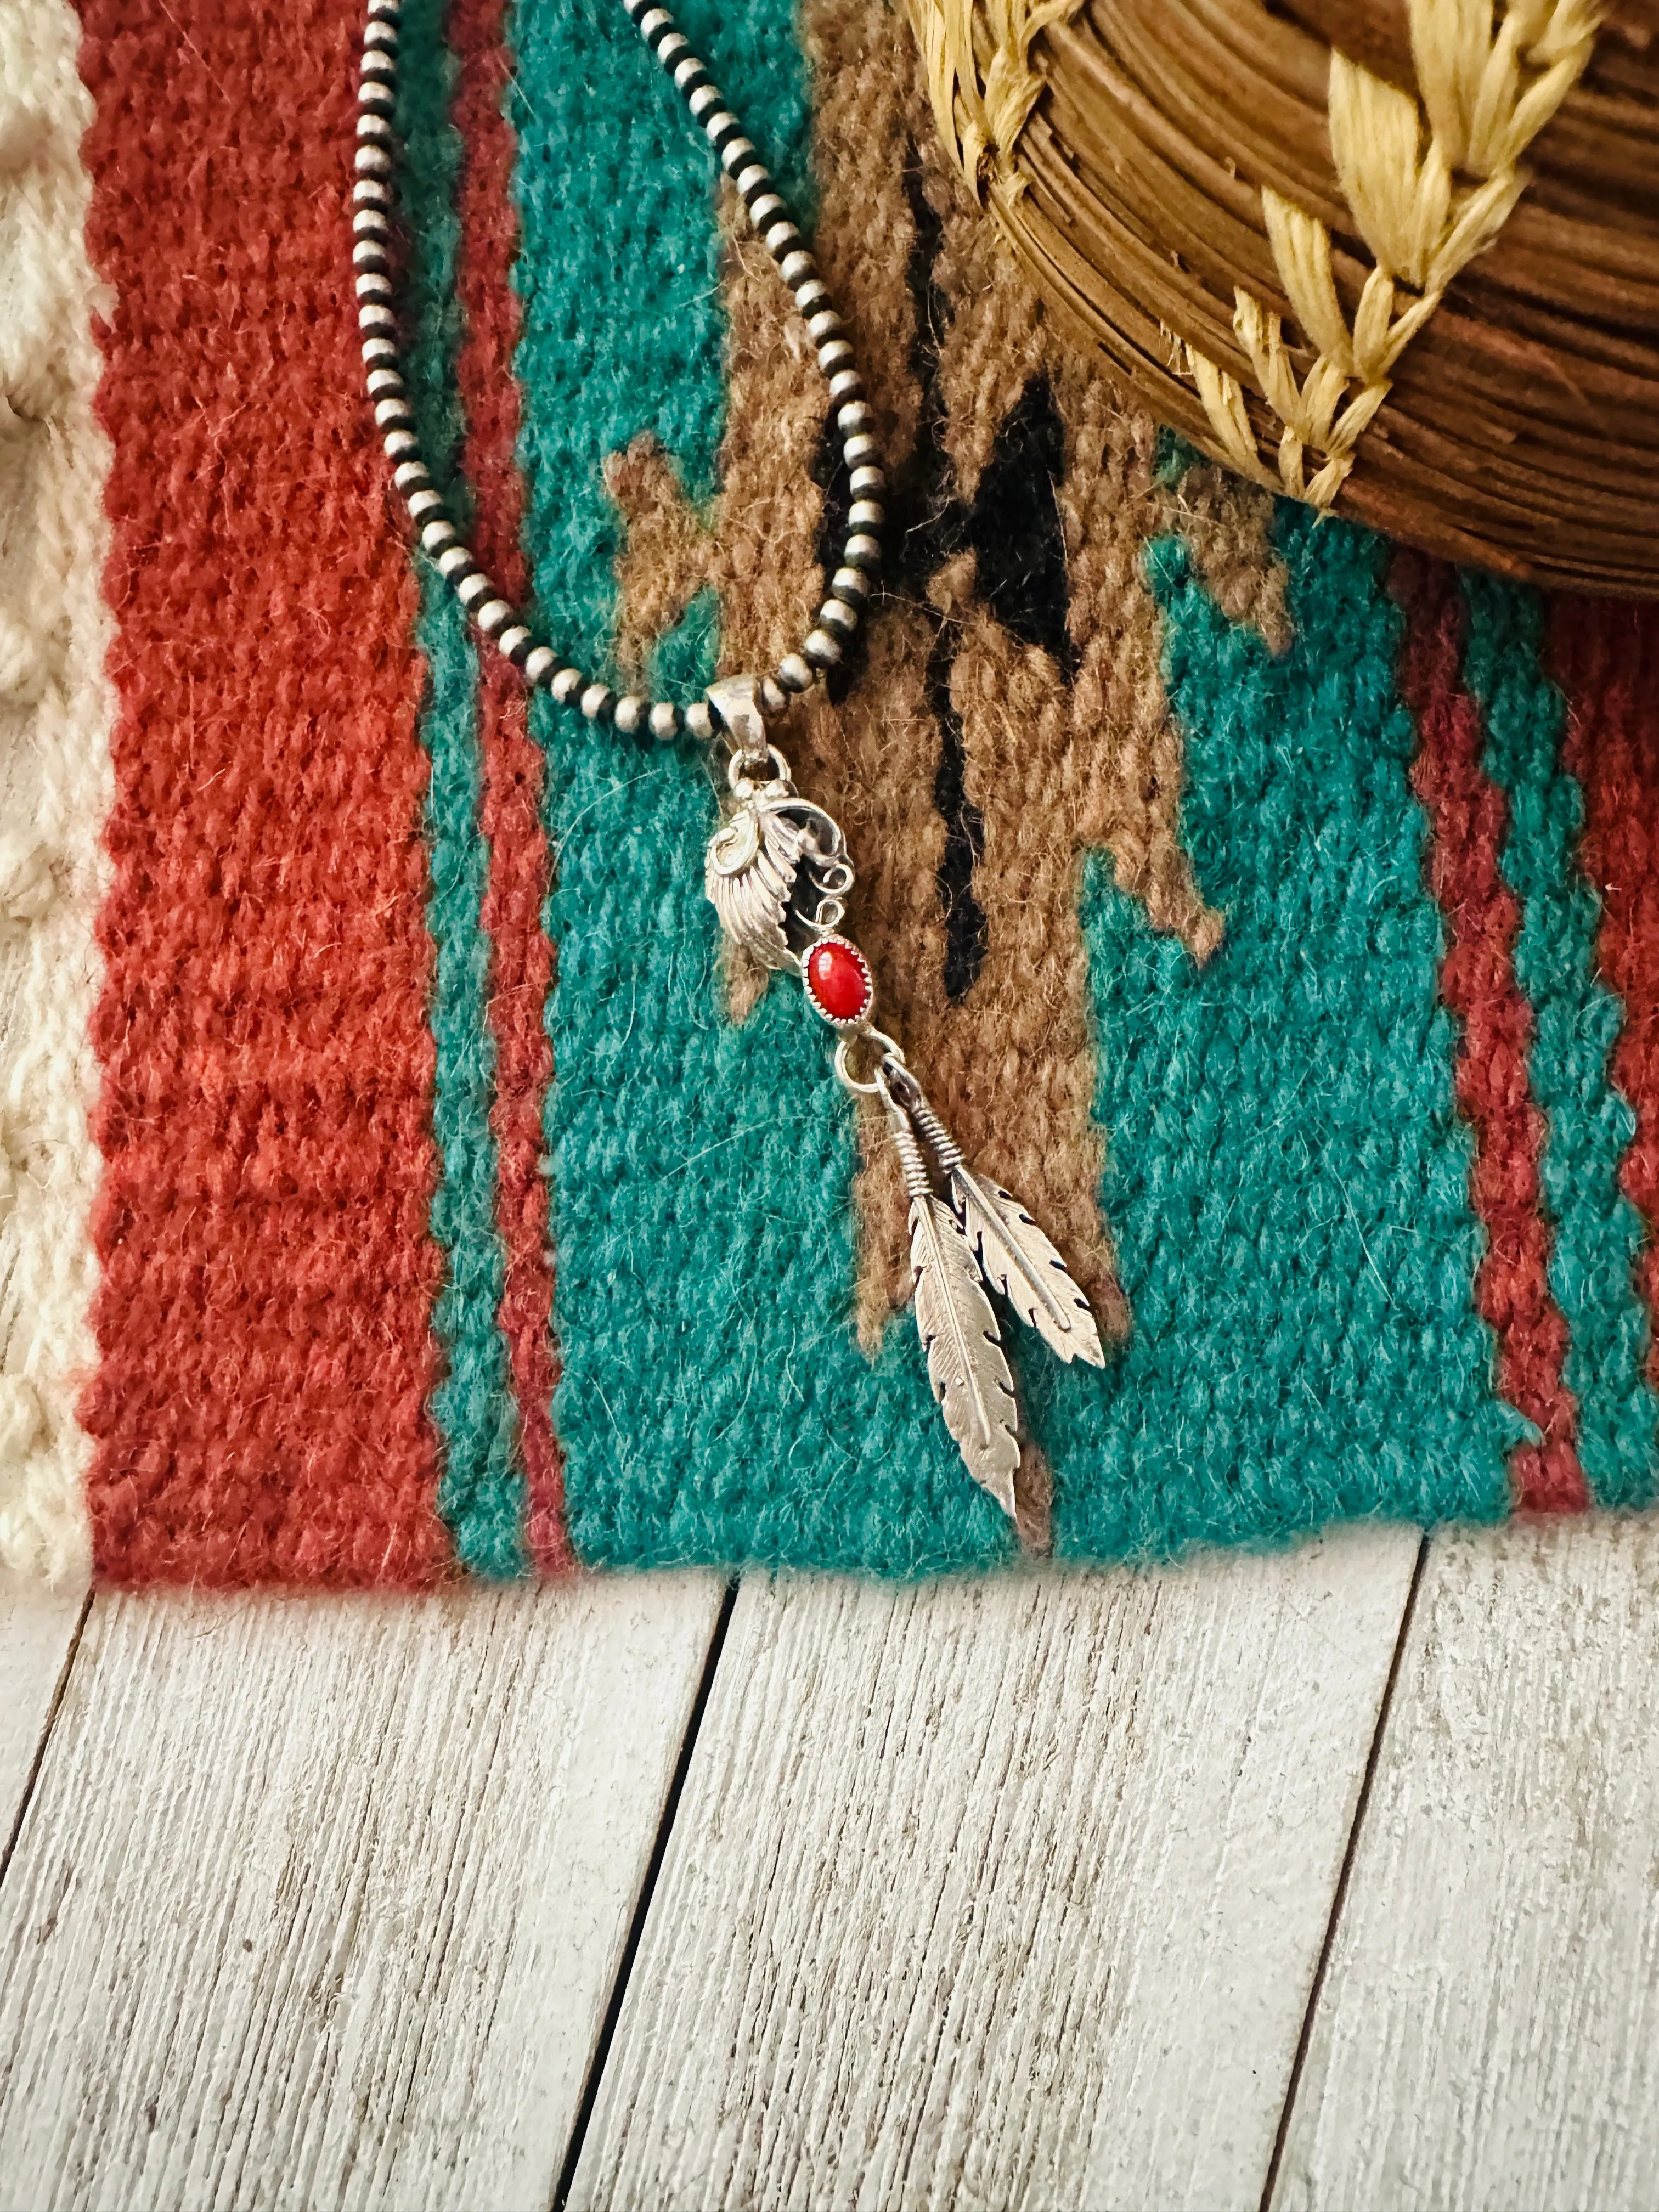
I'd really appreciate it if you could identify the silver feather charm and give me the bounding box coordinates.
[900,1081,1105,1367]
[890,1100,1022,1515]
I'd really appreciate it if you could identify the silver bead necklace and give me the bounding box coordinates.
[350,0,1106,1522]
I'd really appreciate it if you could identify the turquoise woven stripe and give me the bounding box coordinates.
[509,0,1012,1573]
[1460,575,1659,1512]
[1046,512,1519,1560]
[396,0,528,1575]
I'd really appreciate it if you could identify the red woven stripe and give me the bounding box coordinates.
[450,0,570,1572]
[1395,552,1587,1514]
[77,0,453,1585]
[1550,597,1659,1388]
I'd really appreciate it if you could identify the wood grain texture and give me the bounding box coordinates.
[0,1575,723,2212]
[0,1571,86,1851]
[567,1529,1420,2212]
[1276,1519,1659,2211]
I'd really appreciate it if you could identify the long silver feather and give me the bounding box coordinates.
[904,1086,1104,1367]
[894,1111,1021,1516]
[952,1169,1105,1367]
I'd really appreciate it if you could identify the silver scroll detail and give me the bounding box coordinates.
[702,674,854,973]
[704,778,854,970]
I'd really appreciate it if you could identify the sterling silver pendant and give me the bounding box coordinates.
[702,677,1106,1524]
[704,780,853,970]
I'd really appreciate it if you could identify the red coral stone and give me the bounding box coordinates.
[803,936,872,1024]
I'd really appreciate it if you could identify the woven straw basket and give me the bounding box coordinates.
[903,0,1659,594]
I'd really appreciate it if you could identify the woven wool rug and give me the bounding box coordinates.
[0,0,1656,1587]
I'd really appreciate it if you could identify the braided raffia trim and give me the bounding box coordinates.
[904,0,1086,211]
[1187,0,1601,508]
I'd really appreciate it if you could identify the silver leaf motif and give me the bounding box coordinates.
[951,1166,1106,1367]
[704,787,854,972]
[907,1190,1022,1516]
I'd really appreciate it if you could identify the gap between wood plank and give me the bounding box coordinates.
[551,1576,740,2212]
[1257,1529,1431,2212]
[0,1585,92,1895]
[563,1534,1421,2211]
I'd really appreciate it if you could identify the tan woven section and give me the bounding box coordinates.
[903,0,1659,595]
[607,0,1290,1355]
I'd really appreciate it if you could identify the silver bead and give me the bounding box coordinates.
[760,676,789,718]
[850,464,885,495]
[806,309,843,342]
[687,84,719,119]
[476,599,512,635]
[524,646,557,686]
[776,653,812,693]
[355,272,393,301]
[407,489,444,522]
[795,279,830,313]
[749,192,784,227]
[498,625,532,660]
[735,165,768,198]
[803,627,842,668]
[848,499,884,529]
[366,367,403,397]
[456,571,491,607]
[720,137,756,174]
[373,397,411,428]
[819,597,859,637]
[420,517,456,551]
[552,667,583,703]
[580,683,614,721]
[392,460,428,491]
[613,693,644,735]
[649,701,680,741]
[831,565,870,601]
[837,402,872,436]
[437,545,473,579]
[843,433,879,467]
[384,430,418,461]
[780,250,814,287]
[828,368,863,404]
[762,219,800,255]
[843,533,881,567]
[685,700,715,742]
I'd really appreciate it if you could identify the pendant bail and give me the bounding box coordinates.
[705,675,772,772]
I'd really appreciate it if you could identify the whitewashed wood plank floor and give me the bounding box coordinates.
[1,1519,1656,2210]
